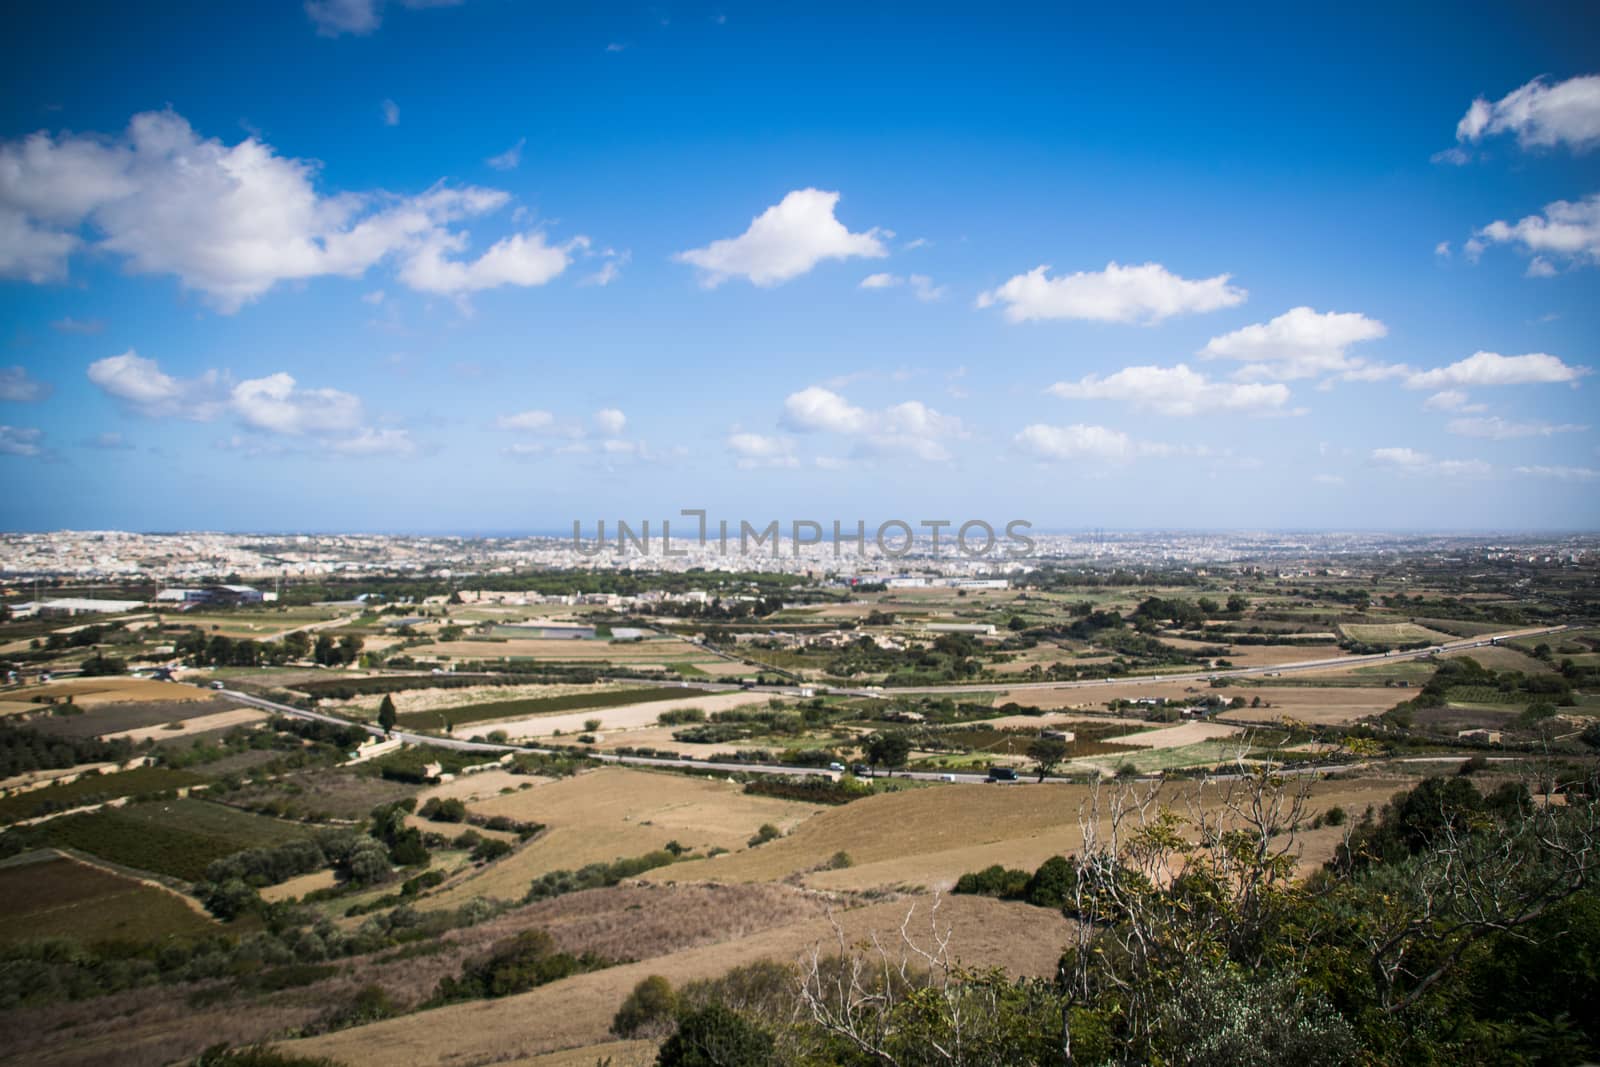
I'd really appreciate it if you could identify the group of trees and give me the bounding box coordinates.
[169,629,361,669]
[623,770,1600,1065]
[0,723,136,778]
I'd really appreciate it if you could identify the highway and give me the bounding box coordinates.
[216,620,1572,787]
[220,687,997,783]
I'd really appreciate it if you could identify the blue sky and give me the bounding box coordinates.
[2,1,1598,533]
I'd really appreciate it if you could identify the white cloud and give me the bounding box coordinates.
[1473,192,1600,269]
[1434,241,1452,257]
[0,366,49,403]
[0,426,43,457]
[486,138,526,171]
[87,351,225,419]
[1014,423,1140,462]
[782,386,869,435]
[593,408,627,435]
[328,427,415,456]
[496,409,555,432]
[381,99,400,126]
[1422,389,1486,413]
[0,110,583,309]
[1200,307,1387,380]
[859,272,945,301]
[1514,464,1599,481]
[1454,74,1600,153]
[779,386,963,461]
[674,188,886,287]
[231,373,363,435]
[399,230,573,296]
[977,261,1245,325]
[1313,473,1346,486]
[727,432,798,469]
[1047,363,1291,416]
[1527,256,1558,278]
[1369,447,1491,478]
[1446,415,1586,440]
[1404,351,1591,389]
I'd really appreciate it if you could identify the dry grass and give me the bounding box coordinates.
[100,706,267,742]
[457,691,774,741]
[652,777,1403,894]
[425,767,823,907]
[14,678,215,705]
[279,893,1072,1067]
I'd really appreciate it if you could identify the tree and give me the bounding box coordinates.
[1026,736,1069,782]
[612,974,678,1038]
[864,731,912,771]
[658,1005,774,1067]
[1226,594,1249,614]
[378,695,397,734]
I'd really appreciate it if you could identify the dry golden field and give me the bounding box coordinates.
[279,893,1072,1067]
[425,767,824,907]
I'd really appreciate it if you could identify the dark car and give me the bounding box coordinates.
[986,767,1019,783]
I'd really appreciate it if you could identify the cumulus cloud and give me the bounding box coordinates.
[0,426,43,457]
[859,272,947,301]
[1472,192,1600,270]
[727,432,798,469]
[0,110,584,309]
[674,189,887,287]
[87,351,226,419]
[328,427,416,456]
[381,99,400,126]
[1454,74,1600,153]
[977,261,1245,325]
[1423,390,1487,413]
[1047,363,1291,416]
[1446,415,1586,440]
[231,373,363,435]
[593,408,627,435]
[495,409,555,432]
[1404,351,1591,389]
[486,137,526,171]
[1369,447,1491,478]
[1200,307,1388,380]
[779,386,963,461]
[1013,423,1146,462]
[84,431,133,451]
[0,366,49,403]
[87,352,408,456]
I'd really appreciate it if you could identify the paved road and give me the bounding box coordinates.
[218,621,1572,787]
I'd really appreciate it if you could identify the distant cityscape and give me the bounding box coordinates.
[2,528,1595,585]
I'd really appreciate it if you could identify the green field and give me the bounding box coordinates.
[0,854,215,945]
[4,798,315,881]
[0,766,204,825]
[395,685,700,729]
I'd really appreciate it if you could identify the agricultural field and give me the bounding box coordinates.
[1338,622,1457,646]
[425,767,825,907]
[455,690,774,740]
[648,776,1400,894]
[6,797,316,881]
[395,685,701,731]
[0,853,215,945]
[0,765,204,824]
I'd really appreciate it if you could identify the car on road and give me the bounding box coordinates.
[938,773,958,782]
[851,763,873,777]
[827,761,845,772]
[210,680,225,690]
[985,767,1019,783]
